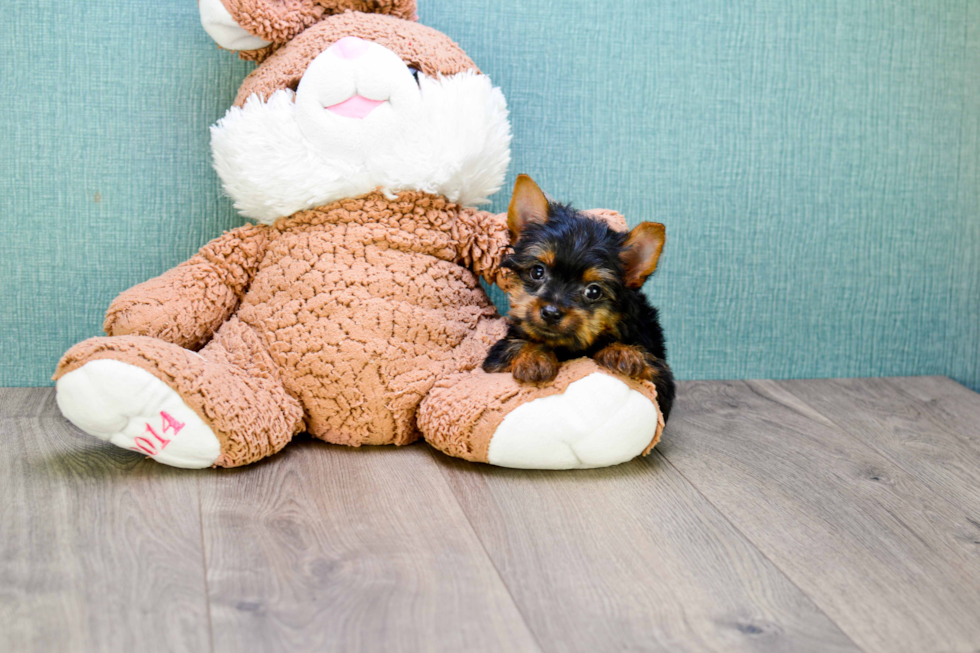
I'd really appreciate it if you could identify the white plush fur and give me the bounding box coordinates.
[487,373,659,470]
[211,41,512,223]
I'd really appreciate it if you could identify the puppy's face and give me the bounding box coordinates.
[503,175,665,351]
[506,232,623,350]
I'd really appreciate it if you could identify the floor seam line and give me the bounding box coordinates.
[428,451,548,653]
[197,474,216,653]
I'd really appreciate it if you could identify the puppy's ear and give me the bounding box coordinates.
[508,175,550,241]
[620,222,666,289]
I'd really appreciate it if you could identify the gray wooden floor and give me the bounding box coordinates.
[2,377,980,653]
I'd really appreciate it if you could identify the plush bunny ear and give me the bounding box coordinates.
[199,0,273,52]
[200,0,418,61]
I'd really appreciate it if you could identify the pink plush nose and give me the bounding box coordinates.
[334,36,369,59]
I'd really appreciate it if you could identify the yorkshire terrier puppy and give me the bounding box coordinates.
[483,175,675,420]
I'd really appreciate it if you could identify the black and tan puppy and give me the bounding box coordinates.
[483,175,675,420]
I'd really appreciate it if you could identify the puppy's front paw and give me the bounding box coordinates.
[512,345,560,384]
[594,344,657,380]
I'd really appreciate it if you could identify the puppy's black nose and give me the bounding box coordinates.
[540,305,563,325]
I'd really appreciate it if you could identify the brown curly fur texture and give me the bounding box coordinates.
[56,192,515,464]
[418,358,665,464]
[234,12,478,105]
[55,319,305,468]
[103,224,269,350]
[55,192,662,467]
[220,0,417,62]
[317,0,416,20]
[223,0,325,48]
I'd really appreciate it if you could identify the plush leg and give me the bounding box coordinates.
[417,357,665,470]
[54,318,304,468]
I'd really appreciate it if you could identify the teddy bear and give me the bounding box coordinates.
[53,0,666,470]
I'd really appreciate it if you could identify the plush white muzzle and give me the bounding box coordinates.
[211,39,512,223]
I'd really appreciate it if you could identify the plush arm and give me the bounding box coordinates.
[103,224,270,349]
[582,208,629,233]
[453,208,513,288]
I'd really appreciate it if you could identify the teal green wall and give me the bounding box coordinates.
[2,1,978,389]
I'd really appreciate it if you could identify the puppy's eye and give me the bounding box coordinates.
[408,66,421,85]
[529,264,546,280]
[585,284,603,301]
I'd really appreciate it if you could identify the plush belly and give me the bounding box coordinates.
[237,242,498,445]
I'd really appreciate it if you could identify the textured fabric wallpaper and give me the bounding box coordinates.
[1,1,978,389]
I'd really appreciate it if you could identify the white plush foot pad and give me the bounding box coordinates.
[56,359,221,469]
[487,373,659,470]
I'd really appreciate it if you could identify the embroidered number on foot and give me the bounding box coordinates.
[130,411,185,456]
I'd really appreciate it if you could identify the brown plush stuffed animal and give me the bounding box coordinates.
[54,0,665,470]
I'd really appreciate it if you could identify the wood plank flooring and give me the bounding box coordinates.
[2,377,979,653]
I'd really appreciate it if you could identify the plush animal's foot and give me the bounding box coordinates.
[419,358,664,470]
[56,359,221,469]
[488,372,659,469]
[55,331,305,468]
